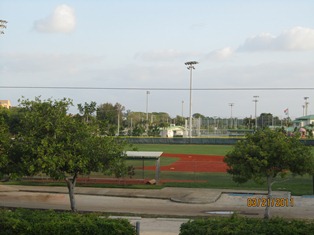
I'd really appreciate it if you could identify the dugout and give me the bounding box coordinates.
[125,151,163,184]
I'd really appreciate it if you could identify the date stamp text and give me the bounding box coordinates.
[247,197,294,207]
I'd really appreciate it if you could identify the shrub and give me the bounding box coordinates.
[0,209,135,235]
[180,215,314,235]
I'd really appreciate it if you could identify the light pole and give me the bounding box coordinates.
[185,61,199,138]
[304,97,309,116]
[145,91,150,133]
[302,105,305,116]
[229,103,234,128]
[213,116,217,135]
[253,96,259,130]
[181,100,184,117]
[146,91,150,122]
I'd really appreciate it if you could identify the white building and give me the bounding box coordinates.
[292,115,314,128]
[160,124,186,138]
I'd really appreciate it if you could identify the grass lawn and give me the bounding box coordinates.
[5,144,313,196]
[126,144,232,156]
[160,172,313,196]
[123,144,314,195]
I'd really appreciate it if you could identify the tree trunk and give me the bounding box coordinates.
[65,173,77,212]
[264,176,272,219]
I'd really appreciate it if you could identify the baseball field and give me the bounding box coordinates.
[124,144,313,195]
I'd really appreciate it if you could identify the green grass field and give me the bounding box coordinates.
[123,144,314,195]
[6,144,312,195]
[127,144,232,155]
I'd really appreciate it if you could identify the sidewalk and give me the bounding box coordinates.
[0,185,291,204]
[1,184,314,219]
[1,184,314,235]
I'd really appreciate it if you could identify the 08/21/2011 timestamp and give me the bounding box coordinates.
[247,197,294,207]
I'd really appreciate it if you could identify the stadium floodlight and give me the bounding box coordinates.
[185,61,199,138]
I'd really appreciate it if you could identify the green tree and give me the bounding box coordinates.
[0,114,10,179]
[193,113,205,119]
[174,115,185,126]
[243,117,255,129]
[148,124,160,137]
[11,97,126,211]
[132,124,145,136]
[258,113,275,128]
[77,101,97,123]
[224,128,314,219]
[97,102,125,136]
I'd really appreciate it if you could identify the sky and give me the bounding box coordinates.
[1,0,314,120]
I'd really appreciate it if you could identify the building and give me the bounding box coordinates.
[291,115,314,137]
[160,124,186,138]
[0,100,11,109]
[292,115,314,128]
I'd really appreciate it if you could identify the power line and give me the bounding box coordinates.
[1,86,314,91]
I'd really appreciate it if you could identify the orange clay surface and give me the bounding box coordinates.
[144,153,228,173]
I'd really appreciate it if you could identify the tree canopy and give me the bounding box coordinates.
[5,97,127,211]
[0,111,10,179]
[224,128,314,218]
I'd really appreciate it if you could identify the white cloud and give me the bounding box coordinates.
[205,47,234,61]
[238,27,314,51]
[0,53,102,75]
[135,49,199,62]
[34,4,76,33]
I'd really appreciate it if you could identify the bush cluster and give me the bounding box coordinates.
[0,209,135,235]
[180,215,314,235]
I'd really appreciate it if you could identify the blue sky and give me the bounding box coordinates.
[1,0,314,119]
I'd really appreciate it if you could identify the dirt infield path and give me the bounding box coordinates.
[145,153,228,173]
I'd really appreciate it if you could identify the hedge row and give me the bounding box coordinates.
[0,209,135,235]
[180,215,314,235]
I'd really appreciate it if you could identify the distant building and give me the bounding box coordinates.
[0,100,11,109]
[290,115,314,137]
[160,124,186,138]
[292,115,314,128]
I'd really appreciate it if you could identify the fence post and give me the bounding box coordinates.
[136,221,140,235]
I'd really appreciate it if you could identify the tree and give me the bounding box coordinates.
[224,128,314,219]
[193,113,205,119]
[77,101,97,123]
[147,124,160,137]
[97,102,125,135]
[0,114,10,179]
[174,115,185,126]
[0,107,26,180]
[132,124,145,136]
[11,97,126,212]
[258,113,274,128]
[0,20,7,35]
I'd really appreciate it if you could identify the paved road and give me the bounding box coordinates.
[1,185,313,235]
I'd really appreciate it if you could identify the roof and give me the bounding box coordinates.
[125,151,163,159]
[163,125,185,131]
[294,115,314,121]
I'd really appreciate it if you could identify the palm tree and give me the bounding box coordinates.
[0,20,7,34]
